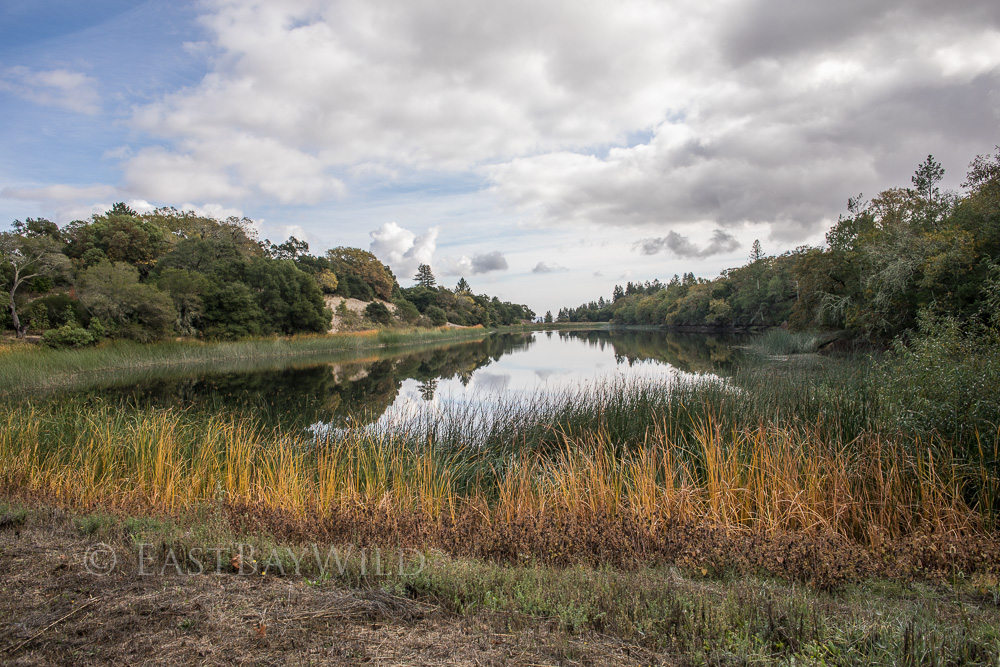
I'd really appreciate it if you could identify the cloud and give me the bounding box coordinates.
[479,2,1000,241]
[16,0,996,249]
[2,184,118,202]
[532,262,568,273]
[471,251,509,274]
[442,250,509,276]
[636,229,740,259]
[122,139,346,205]
[369,222,439,282]
[0,66,101,114]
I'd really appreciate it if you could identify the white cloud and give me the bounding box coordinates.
[0,66,101,114]
[117,0,1000,243]
[369,222,439,282]
[532,262,568,273]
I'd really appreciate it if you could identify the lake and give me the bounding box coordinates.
[46,328,744,432]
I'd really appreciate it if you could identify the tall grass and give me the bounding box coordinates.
[745,328,825,355]
[2,374,995,545]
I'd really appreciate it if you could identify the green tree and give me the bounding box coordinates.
[425,305,447,326]
[64,208,168,272]
[544,310,553,323]
[912,154,945,204]
[157,268,208,336]
[414,263,436,288]
[0,232,70,338]
[364,301,392,325]
[455,277,471,294]
[326,247,396,300]
[79,261,176,341]
[201,282,264,339]
[245,259,331,334]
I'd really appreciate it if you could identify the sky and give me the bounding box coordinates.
[2,0,999,314]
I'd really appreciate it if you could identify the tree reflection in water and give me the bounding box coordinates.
[68,330,740,431]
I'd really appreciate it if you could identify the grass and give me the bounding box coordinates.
[3,331,1000,663]
[2,368,997,585]
[4,501,999,665]
[745,328,826,355]
[0,326,495,395]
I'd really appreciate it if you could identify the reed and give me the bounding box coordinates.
[2,383,995,550]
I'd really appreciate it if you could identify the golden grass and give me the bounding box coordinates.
[1,404,994,547]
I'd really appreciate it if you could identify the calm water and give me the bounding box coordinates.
[63,329,743,430]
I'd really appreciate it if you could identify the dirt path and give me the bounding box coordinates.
[0,522,657,666]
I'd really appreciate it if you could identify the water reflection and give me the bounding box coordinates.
[74,329,741,430]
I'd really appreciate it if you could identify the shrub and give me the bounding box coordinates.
[426,305,448,326]
[393,298,421,324]
[41,324,95,349]
[364,301,392,326]
[879,310,1000,452]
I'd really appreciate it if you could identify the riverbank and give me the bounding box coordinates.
[0,325,500,395]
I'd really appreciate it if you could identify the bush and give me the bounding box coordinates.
[88,317,106,341]
[393,298,421,324]
[879,310,1000,452]
[425,305,448,326]
[41,324,95,349]
[364,301,392,326]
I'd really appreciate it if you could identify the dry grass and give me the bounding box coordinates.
[2,402,997,587]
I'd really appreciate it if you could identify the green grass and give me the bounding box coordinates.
[0,326,494,395]
[745,328,827,355]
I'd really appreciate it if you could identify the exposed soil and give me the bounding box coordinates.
[324,296,397,333]
[0,520,658,666]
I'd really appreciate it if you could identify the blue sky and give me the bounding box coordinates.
[3,0,1000,313]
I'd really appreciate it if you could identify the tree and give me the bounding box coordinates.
[79,261,176,341]
[326,247,396,300]
[414,263,436,288]
[157,268,208,336]
[455,277,471,294]
[749,239,763,262]
[64,209,168,272]
[245,259,331,334]
[364,301,392,325]
[109,201,138,216]
[425,305,447,326]
[0,232,70,338]
[265,236,309,260]
[544,310,553,323]
[912,154,945,204]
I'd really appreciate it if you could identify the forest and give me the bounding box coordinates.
[0,205,533,346]
[557,151,1000,344]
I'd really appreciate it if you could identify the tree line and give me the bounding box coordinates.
[0,205,532,346]
[558,151,1000,342]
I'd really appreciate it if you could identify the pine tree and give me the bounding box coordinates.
[544,310,553,323]
[912,154,945,204]
[749,239,763,263]
[414,263,436,288]
[455,277,471,294]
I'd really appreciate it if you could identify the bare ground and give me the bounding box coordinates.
[0,521,659,666]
